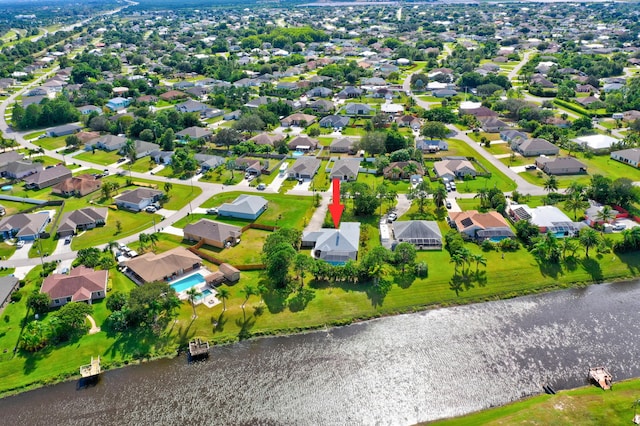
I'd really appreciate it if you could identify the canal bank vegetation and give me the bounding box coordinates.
[430,377,640,425]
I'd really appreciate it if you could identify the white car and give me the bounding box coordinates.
[145,206,156,213]
[16,240,25,248]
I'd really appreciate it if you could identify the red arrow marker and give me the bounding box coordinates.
[328,178,344,229]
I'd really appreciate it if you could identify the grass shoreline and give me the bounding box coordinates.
[1,274,639,400]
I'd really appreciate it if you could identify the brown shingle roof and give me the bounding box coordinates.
[125,247,202,283]
[41,266,107,302]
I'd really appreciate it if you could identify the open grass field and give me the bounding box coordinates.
[32,135,67,151]
[128,157,156,173]
[74,150,121,166]
[432,377,640,425]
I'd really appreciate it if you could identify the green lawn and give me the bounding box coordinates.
[197,228,271,265]
[198,168,243,185]
[484,143,513,156]
[128,157,156,173]
[23,130,45,140]
[32,135,67,151]
[341,127,366,137]
[74,150,121,166]
[434,377,640,425]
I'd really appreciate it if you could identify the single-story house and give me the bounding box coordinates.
[77,105,102,115]
[0,160,43,179]
[41,266,108,307]
[160,90,188,101]
[235,158,263,176]
[289,156,322,179]
[125,246,202,284]
[287,135,319,151]
[433,88,458,98]
[392,220,442,250]
[56,207,108,238]
[449,210,515,242]
[337,86,363,99]
[330,158,361,182]
[506,204,583,237]
[224,110,242,121]
[137,95,159,104]
[434,157,477,180]
[0,151,23,168]
[500,129,528,143]
[395,115,421,130]
[150,150,174,165]
[0,212,50,241]
[610,148,640,168]
[46,124,81,137]
[416,139,448,153]
[122,140,160,158]
[218,195,268,220]
[584,204,621,227]
[459,106,498,119]
[308,99,335,114]
[306,86,333,98]
[281,113,317,128]
[86,134,127,152]
[480,117,509,133]
[535,156,587,175]
[342,103,375,116]
[574,134,619,152]
[301,222,361,264]
[114,188,163,211]
[0,275,20,309]
[218,263,240,283]
[176,126,213,142]
[51,174,101,197]
[319,115,350,129]
[329,137,356,154]
[183,219,242,249]
[24,165,72,190]
[383,161,424,180]
[105,97,131,111]
[513,138,560,157]
[194,154,225,170]
[249,133,285,147]
[175,99,208,113]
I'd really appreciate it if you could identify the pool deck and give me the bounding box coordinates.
[173,269,222,308]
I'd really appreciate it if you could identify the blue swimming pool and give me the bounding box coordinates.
[170,273,205,293]
[197,289,213,301]
[292,151,304,157]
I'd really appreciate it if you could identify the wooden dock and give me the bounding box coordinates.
[80,356,101,378]
[589,366,612,390]
[188,339,210,358]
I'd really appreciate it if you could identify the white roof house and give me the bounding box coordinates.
[302,222,361,264]
[574,134,619,150]
[506,204,584,237]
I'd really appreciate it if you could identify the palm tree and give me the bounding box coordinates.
[148,233,159,251]
[560,238,578,261]
[595,205,615,226]
[474,187,490,209]
[472,253,487,272]
[217,287,229,312]
[565,181,585,196]
[164,182,173,194]
[402,162,418,178]
[449,253,464,274]
[564,192,589,220]
[579,227,600,259]
[240,284,257,320]
[543,175,558,193]
[226,159,236,179]
[432,185,448,209]
[186,287,200,318]
[103,241,119,254]
[138,233,149,251]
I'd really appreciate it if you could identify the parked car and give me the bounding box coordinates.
[206,208,218,215]
[16,240,25,248]
[118,157,127,163]
[612,223,626,231]
[64,236,72,245]
[450,182,456,191]
[525,165,537,170]
[445,183,452,192]
[103,169,109,175]
[445,201,452,209]
[145,206,156,213]
[388,213,398,221]
[245,172,251,179]
[257,183,266,190]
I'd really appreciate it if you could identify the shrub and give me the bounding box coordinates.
[10,291,22,302]
[481,239,496,251]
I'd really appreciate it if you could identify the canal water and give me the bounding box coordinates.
[1,281,639,425]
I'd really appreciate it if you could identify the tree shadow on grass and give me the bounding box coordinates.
[393,270,416,289]
[537,260,563,279]
[617,251,640,276]
[449,271,481,296]
[212,312,227,333]
[563,256,579,272]
[236,314,256,341]
[581,257,604,283]
[103,327,158,360]
[21,346,52,376]
[261,279,290,314]
[288,287,316,312]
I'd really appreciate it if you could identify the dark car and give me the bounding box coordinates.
[525,165,537,170]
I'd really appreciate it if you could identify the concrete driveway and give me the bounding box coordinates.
[446,197,462,212]
[10,241,33,260]
[54,238,73,255]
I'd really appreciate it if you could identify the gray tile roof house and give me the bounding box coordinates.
[319,115,350,129]
[329,137,356,153]
[535,156,587,175]
[194,153,225,170]
[46,123,82,137]
[176,126,213,141]
[611,148,640,168]
[218,195,268,220]
[150,150,174,165]
[124,140,160,158]
[287,135,319,151]
[330,158,361,181]
[183,219,242,249]
[0,212,50,240]
[392,220,443,250]
[56,207,108,237]
[0,275,19,309]
[24,165,72,189]
[342,103,375,116]
[249,133,285,147]
[480,117,509,133]
[513,138,559,157]
[500,129,528,143]
[302,222,361,264]
[0,151,23,168]
[175,99,208,113]
[114,188,163,211]
[309,99,335,113]
[289,156,322,179]
[0,160,43,179]
[87,134,127,151]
